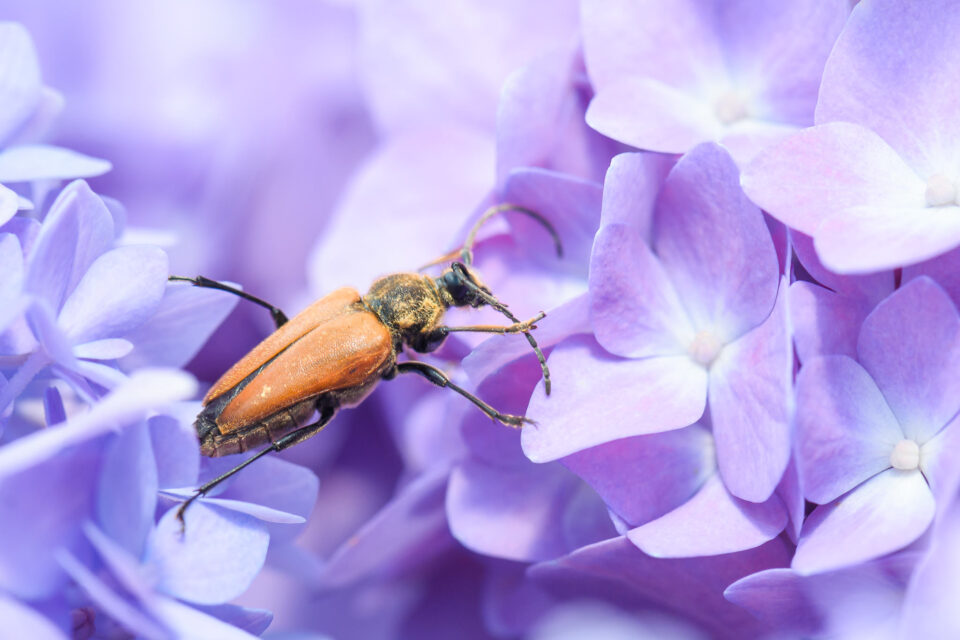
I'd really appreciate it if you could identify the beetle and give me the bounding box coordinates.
[170,203,561,524]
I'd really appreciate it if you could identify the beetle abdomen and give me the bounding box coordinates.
[199,397,318,457]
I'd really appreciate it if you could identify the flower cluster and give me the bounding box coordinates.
[3,0,959,638]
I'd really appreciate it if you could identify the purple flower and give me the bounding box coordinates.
[582,0,849,164]
[793,277,960,573]
[743,0,960,272]
[526,143,791,503]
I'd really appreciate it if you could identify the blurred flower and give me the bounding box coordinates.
[743,0,960,272]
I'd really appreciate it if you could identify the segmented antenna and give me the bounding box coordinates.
[460,203,563,266]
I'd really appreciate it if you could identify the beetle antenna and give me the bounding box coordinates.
[460,203,563,266]
[451,263,552,395]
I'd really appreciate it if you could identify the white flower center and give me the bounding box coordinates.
[688,330,724,368]
[889,439,920,471]
[714,91,749,125]
[925,173,957,207]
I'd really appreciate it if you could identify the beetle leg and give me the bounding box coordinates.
[436,311,546,336]
[176,407,335,531]
[396,361,533,428]
[168,275,289,328]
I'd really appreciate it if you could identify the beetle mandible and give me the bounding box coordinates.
[170,203,561,524]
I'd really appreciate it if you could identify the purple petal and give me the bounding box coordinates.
[146,502,268,605]
[0,369,196,477]
[587,79,717,153]
[563,425,714,527]
[0,594,66,640]
[98,423,158,557]
[523,336,708,462]
[598,152,673,240]
[741,122,923,236]
[148,597,260,640]
[777,456,805,542]
[83,522,158,606]
[58,245,168,344]
[793,232,894,303]
[25,180,115,310]
[629,473,787,557]
[795,356,901,504]
[858,277,960,443]
[0,145,110,183]
[0,184,17,226]
[500,168,602,275]
[447,459,579,562]
[904,247,960,313]
[73,338,134,360]
[193,498,305,525]
[709,280,791,502]
[190,604,272,637]
[119,281,237,370]
[26,299,74,365]
[655,143,779,339]
[793,468,935,574]
[483,562,556,638]
[149,414,200,490]
[590,224,693,358]
[790,282,872,363]
[0,23,41,144]
[918,416,960,500]
[0,233,24,331]
[816,0,960,176]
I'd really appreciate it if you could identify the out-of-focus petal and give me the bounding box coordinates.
[0,233,24,331]
[628,474,787,557]
[709,281,791,502]
[523,336,708,462]
[73,338,134,360]
[0,593,67,640]
[0,22,41,144]
[98,423,157,557]
[857,277,960,443]
[563,425,714,527]
[146,503,269,605]
[447,459,578,562]
[119,281,237,370]
[655,143,778,339]
[741,122,923,236]
[793,469,935,574]
[790,282,871,363]
[795,356,901,504]
[57,245,168,344]
[149,413,200,490]
[598,152,672,242]
[189,604,272,638]
[0,183,17,226]
[590,224,693,359]
[0,145,111,182]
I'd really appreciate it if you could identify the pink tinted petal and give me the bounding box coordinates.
[309,126,493,292]
[447,460,575,562]
[58,246,168,344]
[581,0,724,92]
[501,168,602,274]
[741,123,923,236]
[629,474,787,557]
[523,336,708,463]
[598,152,673,241]
[719,0,849,124]
[816,0,960,175]
[530,536,791,638]
[718,120,801,167]
[858,277,960,443]
[0,23,41,144]
[793,469,935,574]
[790,282,872,363]
[709,281,790,502]
[147,503,268,605]
[587,79,718,153]
[655,143,778,338]
[590,224,693,358]
[119,282,237,370]
[563,425,714,527]
[795,356,901,504]
[793,232,894,303]
[815,204,960,273]
[0,145,110,182]
[360,0,578,133]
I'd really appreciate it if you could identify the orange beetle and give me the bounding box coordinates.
[171,204,561,522]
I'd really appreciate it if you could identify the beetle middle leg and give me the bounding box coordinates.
[396,361,533,428]
[176,406,335,529]
[168,275,289,328]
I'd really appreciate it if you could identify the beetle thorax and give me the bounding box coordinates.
[363,273,446,347]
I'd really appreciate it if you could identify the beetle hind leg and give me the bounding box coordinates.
[396,361,533,429]
[168,275,289,328]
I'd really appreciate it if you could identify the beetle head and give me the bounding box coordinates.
[438,262,493,309]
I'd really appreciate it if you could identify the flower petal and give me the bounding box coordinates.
[793,469,935,574]
[597,152,673,239]
[0,593,67,640]
[0,145,111,183]
[655,143,779,339]
[98,423,158,557]
[858,277,960,443]
[628,474,787,557]
[709,281,791,502]
[590,224,693,359]
[149,413,200,490]
[73,338,134,360]
[0,23,41,144]
[523,336,708,462]
[790,282,872,363]
[741,122,923,236]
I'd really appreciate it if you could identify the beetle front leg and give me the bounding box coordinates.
[433,311,546,338]
[168,275,289,328]
[396,361,533,428]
